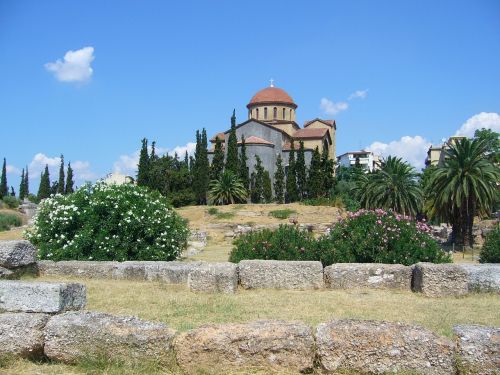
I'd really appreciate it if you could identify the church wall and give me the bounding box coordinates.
[249,105,296,122]
[245,144,277,185]
[281,150,313,168]
[304,122,336,159]
[229,120,285,155]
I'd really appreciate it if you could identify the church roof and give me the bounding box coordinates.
[247,86,297,108]
[210,132,225,143]
[303,118,336,128]
[239,136,274,146]
[293,127,330,139]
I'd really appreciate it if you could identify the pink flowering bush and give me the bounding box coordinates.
[25,182,189,261]
[316,209,450,266]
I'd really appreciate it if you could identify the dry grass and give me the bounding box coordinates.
[32,276,500,337]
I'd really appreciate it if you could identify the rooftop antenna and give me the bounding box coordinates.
[269,78,275,87]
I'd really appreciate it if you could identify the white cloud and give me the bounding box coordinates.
[113,142,196,176]
[455,112,500,138]
[71,160,96,181]
[45,46,95,83]
[367,135,431,170]
[320,98,349,115]
[348,89,368,100]
[6,165,21,175]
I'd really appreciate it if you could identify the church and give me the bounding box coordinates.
[208,83,336,184]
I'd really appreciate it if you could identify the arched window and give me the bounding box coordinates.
[264,107,268,119]
[273,107,277,119]
[289,109,292,120]
[282,108,286,119]
[256,108,259,119]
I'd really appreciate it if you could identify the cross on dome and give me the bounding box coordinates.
[269,78,275,87]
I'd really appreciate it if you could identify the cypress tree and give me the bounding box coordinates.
[210,137,224,181]
[137,138,150,187]
[239,135,249,190]
[308,146,323,199]
[321,143,334,196]
[251,156,264,203]
[184,151,189,168]
[274,154,285,203]
[150,141,157,161]
[285,141,298,202]
[37,164,51,200]
[19,168,26,200]
[57,155,65,194]
[24,166,29,197]
[225,109,239,174]
[193,129,209,204]
[10,186,15,196]
[263,170,273,203]
[296,141,307,199]
[0,158,7,197]
[65,162,74,194]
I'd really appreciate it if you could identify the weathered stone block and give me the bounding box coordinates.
[175,320,315,373]
[44,311,176,364]
[37,260,119,278]
[324,263,412,290]
[0,240,37,268]
[454,325,500,374]
[316,319,455,374]
[238,260,324,289]
[412,262,468,297]
[188,262,238,293]
[144,261,203,283]
[0,266,14,279]
[0,281,86,313]
[459,264,500,293]
[0,312,49,358]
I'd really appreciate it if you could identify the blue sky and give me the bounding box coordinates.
[1,0,500,191]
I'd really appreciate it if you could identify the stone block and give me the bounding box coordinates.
[44,311,176,364]
[459,264,500,293]
[316,319,455,374]
[0,312,49,358]
[238,260,324,289]
[454,325,500,374]
[188,262,238,293]
[412,262,468,297]
[0,281,86,313]
[144,261,203,284]
[324,263,412,290]
[0,240,37,268]
[37,260,119,278]
[175,320,315,373]
[0,266,14,279]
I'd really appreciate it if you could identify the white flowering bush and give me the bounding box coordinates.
[25,182,189,261]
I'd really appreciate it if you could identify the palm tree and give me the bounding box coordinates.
[208,171,248,205]
[355,156,423,217]
[426,137,499,247]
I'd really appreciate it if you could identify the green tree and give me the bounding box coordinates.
[321,143,335,196]
[65,162,74,194]
[225,109,239,174]
[251,155,265,203]
[57,155,65,194]
[285,141,298,202]
[19,168,26,200]
[274,154,285,203]
[426,138,500,247]
[474,128,499,164]
[239,135,250,191]
[193,129,209,204]
[0,158,7,198]
[137,138,150,187]
[150,141,157,162]
[308,146,323,198]
[263,170,273,203]
[210,137,224,182]
[208,171,247,205]
[10,186,15,197]
[24,166,29,197]
[37,165,51,200]
[357,156,423,217]
[295,141,307,199]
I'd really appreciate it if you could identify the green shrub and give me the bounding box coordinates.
[0,213,22,231]
[2,196,20,209]
[479,225,500,263]
[27,194,40,204]
[229,209,450,266]
[269,209,296,219]
[302,197,335,206]
[229,225,315,263]
[317,209,450,266]
[25,182,189,261]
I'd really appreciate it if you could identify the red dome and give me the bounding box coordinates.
[247,86,297,108]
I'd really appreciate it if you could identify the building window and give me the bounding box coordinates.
[264,107,268,119]
[282,108,286,119]
[273,107,277,119]
[256,108,259,119]
[289,109,292,119]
